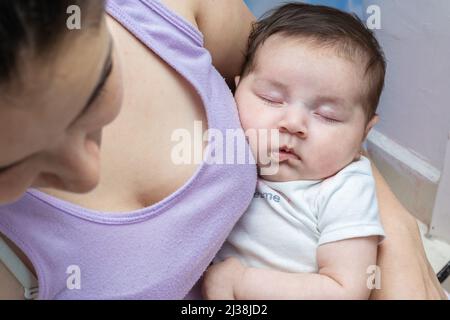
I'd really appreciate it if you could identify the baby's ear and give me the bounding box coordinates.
[235,76,241,87]
[364,114,379,140]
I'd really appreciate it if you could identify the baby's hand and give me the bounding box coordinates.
[201,257,246,300]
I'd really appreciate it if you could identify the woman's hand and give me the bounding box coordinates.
[370,162,447,300]
[201,257,246,300]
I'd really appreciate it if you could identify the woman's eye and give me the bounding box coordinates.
[81,87,108,118]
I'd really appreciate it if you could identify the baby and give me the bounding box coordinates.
[203,3,387,300]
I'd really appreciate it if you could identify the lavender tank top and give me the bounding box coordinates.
[0,0,257,299]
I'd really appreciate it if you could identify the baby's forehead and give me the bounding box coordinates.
[256,40,364,83]
[248,49,368,114]
[255,33,367,67]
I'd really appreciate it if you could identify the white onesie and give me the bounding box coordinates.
[216,156,385,273]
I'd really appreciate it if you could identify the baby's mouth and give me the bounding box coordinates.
[272,146,301,162]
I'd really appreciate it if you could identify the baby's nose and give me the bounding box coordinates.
[279,106,308,138]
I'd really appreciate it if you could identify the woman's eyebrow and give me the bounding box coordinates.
[85,53,113,107]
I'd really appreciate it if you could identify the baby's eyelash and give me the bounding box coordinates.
[320,115,339,123]
[313,113,340,124]
[259,96,281,106]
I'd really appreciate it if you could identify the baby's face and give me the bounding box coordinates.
[235,35,376,182]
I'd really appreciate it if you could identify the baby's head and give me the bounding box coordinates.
[235,3,386,182]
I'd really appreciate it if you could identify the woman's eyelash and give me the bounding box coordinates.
[76,87,108,123]
[95,86,108,103]
[90,85,109,107]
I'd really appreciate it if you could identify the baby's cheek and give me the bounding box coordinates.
[311,146,352,178]
[237,103,255,128]
[238,109,265,139]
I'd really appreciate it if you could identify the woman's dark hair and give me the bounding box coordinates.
[0,0,104,85]
[242,3,387,122]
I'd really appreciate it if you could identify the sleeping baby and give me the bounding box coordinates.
[203,3,387,300]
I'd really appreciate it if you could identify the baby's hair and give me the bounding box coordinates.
[241,2,387,122]
[0,0,104,86]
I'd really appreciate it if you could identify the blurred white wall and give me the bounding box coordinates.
[365,0,450,172]
[364,0,450,240]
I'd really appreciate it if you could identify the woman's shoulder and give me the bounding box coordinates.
[159,0,199,28]
[163,0,256,83]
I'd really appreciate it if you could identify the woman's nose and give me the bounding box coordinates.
[43,133,101,193]
[278,105,308,138]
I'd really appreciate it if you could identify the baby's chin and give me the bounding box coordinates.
[258,161,323,182]
[260,161,353,182]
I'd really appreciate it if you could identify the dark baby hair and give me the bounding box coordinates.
[242,2,387,121]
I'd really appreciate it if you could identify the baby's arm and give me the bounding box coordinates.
[203,236,378,300]
[237,236,378,300]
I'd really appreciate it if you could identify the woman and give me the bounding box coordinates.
[0,0,446,299]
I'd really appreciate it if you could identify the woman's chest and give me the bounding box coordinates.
[44,22,209,212]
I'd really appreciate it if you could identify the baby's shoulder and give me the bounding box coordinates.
[319,156,375,197]
[336,156,373,178]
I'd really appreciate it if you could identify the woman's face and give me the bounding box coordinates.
[0,17,123,204]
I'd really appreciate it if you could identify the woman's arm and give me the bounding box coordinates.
[0,261,24,299]
[0,234,35,300]
[193,0,256,85]
[163,0,255,84]
[369,163,446,299]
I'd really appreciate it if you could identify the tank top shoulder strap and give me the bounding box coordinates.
[106,0,206,69]
[106,0,217,123]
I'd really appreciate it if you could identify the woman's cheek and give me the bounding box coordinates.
[105,63,124,120]
[0,161,39,204]
[90,74,123,131]
[103,83,123,126]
